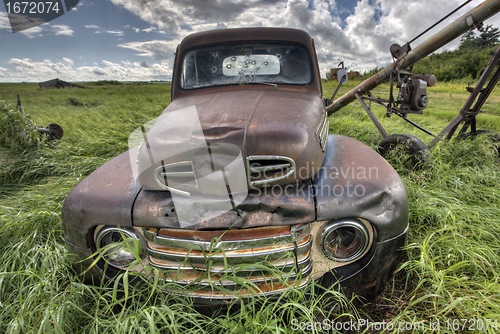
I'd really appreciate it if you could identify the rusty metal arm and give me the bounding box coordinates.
[355,93,389,139]
[427,44,500,147]
[326,0,500,115]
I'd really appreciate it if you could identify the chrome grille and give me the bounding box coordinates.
[246,155,296,186]
[143,223,313,296]
[154,161,199,196]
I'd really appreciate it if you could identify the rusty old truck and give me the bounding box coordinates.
[62,27,408,303]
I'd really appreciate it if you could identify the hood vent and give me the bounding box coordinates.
[246,155,296,187]
[154,161,199,196]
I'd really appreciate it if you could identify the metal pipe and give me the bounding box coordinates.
[394,113,437,137]
[37,127,52,135]
[326,0,500,115]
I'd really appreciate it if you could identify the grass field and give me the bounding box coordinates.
[1,79,500,333]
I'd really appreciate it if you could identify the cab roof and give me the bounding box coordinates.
[177,27,315,50]
[171,27,322,99]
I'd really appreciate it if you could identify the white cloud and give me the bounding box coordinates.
[118,40,178,62]
[108,0,292,32]
[109,0,487,76]
[2,18,74,38]
[85,24,124,36]
[19,26,44,38]
[0,58,171,82]
[9,58,35,69]
[8,57,75,75]
[105,30,124,35]
[62,57,74,66]
[51,25,74,36]
[143,26,156,33]
[0,11,11,30]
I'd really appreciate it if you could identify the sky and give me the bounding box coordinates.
[1,0,500,83]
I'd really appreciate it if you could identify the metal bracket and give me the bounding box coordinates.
[466,15,474,27]
[355,92,389,139]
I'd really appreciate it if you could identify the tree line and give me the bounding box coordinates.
[357,25,500,82]
[412,25,500,81]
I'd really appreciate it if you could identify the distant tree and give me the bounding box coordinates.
[460,29,476,47]
[459,25,500,50]
[92,80,123,86]
[478,25,500,47]
[412,45,496,81]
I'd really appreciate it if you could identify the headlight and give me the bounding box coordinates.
[320,218,370,262]
[95,226,144,268]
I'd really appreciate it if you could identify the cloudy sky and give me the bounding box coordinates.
[1,0,500,83]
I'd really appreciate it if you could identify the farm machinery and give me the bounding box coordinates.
[327,0,500,168]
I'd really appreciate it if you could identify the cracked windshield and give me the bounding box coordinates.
[181,43,312,88]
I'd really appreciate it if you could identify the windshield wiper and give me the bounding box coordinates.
[243,81,277,89]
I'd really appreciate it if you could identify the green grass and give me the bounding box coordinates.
[1,81,500,333]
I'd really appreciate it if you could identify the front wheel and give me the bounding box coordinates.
[377,134,431,170]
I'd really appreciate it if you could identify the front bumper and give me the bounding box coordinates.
[65,221,407,304]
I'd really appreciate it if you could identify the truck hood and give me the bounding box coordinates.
[137,87,326,193]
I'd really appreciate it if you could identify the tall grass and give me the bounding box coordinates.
[0,102,39,149]
[1,82,500,332]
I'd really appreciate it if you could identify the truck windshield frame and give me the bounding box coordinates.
[179,42,313,90]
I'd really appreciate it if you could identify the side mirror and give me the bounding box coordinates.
[337,69,348,84]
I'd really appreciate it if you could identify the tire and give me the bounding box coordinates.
[377,134,431,170]
[46,123,64,140]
